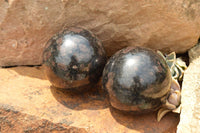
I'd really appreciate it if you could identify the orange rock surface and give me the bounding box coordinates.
[0,66,179,133]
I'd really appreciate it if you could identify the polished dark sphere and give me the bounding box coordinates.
[43,27,106,90]
[102,47,172,113]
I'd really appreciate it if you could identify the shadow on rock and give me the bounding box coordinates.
[10,66,46,80]
[109,106,179,132]
[50,83,110,110]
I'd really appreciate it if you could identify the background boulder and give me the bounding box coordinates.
[0,0,200,66]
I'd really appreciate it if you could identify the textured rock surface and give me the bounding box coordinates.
[177,57,200,133]
[0,0,200,66]
[189,41,200,62]
[0,107,87,133]
[0,66,179,133]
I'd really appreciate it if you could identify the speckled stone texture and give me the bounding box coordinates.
[0,66,179,133]
[177,56,200,133]
[102,47,171,113]
[43,27,106,90]
[0,0,200,66]
[0,107,87,133]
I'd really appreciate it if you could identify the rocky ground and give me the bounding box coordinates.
[0,66,179,133]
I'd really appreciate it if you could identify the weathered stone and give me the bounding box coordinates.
[0,0,200,66]
[188,41,200,62]
[177,56,200,133]
[0,107,87,133]
[0,66,179,132]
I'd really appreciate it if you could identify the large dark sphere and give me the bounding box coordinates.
[102,47,172,113]
[43,27,106,90]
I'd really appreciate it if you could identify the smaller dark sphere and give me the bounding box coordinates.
[102,46,172,113]
[43,27,107,90]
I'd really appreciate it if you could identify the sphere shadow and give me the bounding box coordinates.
[50,82,110,110]
[109,106,180,132]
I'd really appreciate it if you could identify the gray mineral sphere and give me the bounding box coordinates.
[102,46,172,113]
[43,27,107,90]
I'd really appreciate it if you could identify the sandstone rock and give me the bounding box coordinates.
[177,56,200,133]
[0,107,87,133]
[0,0,200,66]
[0,66,179,133]
[188,41,200,62]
